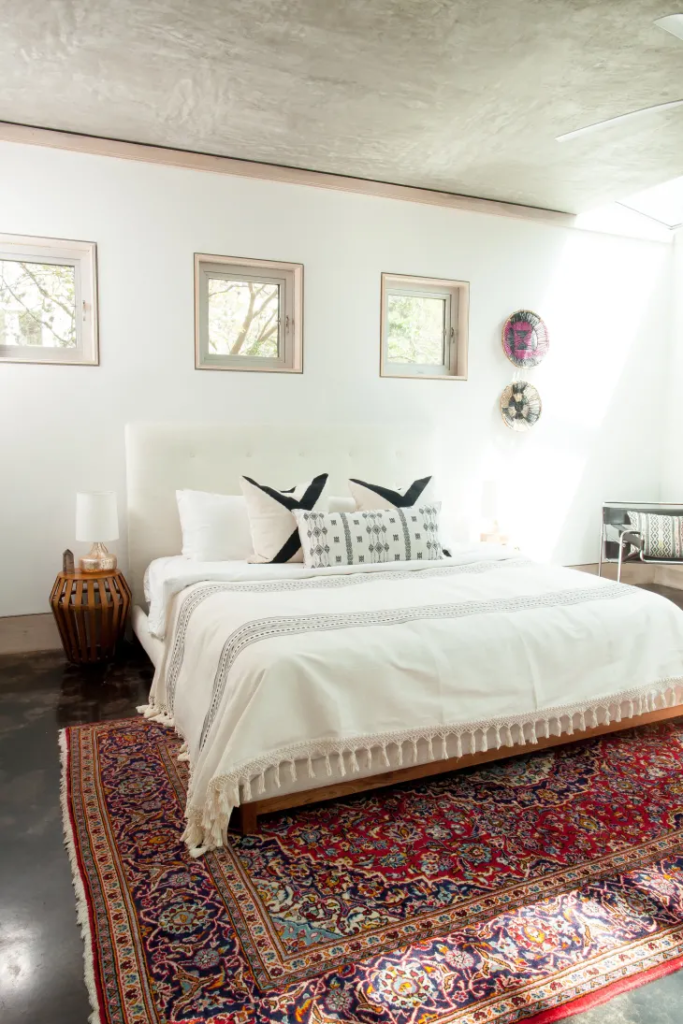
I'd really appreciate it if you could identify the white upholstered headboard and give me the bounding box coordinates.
[125,422,436,604]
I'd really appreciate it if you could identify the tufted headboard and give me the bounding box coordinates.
[125,422,436,605]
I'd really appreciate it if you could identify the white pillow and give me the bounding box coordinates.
[328,495,356,513]
[349,476,433,511]
[176,490,253,561]
[240,473,328,563]
[294,502,444,568]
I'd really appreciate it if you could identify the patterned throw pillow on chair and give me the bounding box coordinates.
[627,510,683,560]
[294,503,443,569]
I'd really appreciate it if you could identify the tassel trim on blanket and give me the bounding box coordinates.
[168,676,683,857]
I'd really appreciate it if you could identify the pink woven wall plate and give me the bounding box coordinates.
[502,309,549,367]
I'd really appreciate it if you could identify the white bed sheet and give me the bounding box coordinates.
[143,543,515,639]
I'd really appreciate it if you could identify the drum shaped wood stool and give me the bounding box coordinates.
[50,569,131,664]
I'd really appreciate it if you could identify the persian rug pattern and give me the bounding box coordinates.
[62,718,683,1023]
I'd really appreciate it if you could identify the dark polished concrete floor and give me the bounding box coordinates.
[2,587,683,1023]
[0,645,152,1024]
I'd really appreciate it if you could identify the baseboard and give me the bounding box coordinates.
[570,562,683,589]
[0,613,62,655]
[654,564,683,589]
[569,562,657,584]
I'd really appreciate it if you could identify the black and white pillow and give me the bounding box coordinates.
[294,502,443,568]
[241,474,328,563]
[349,476,432,511]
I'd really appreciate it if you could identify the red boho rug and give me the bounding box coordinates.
[61,718,683,1024]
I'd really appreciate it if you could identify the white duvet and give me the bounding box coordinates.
[143,543,513,639]
[143,551,683,855]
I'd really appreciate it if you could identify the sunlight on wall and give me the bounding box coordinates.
[479,232,668,562]
[575,204,671,242]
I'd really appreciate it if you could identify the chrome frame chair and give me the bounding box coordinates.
[615,528,643,583]
[599,504,683,583]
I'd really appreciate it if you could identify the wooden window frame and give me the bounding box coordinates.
[194,253,303,373]
[0,233,98,366]
[380,272,469,380]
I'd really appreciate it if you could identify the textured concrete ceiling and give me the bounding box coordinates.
[1,0,683,213]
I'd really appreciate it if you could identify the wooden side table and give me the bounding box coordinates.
[50,569,131,664]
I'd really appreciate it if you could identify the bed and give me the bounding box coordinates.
[127,423,683,856]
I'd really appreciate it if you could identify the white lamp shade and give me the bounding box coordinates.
[76,491,119,542]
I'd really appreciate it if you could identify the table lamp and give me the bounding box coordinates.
[76,491,119,572]
[480,480,508,544]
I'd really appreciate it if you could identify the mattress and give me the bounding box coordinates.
[131,605,164,668]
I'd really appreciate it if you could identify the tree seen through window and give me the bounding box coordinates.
[207,279,280,358]
[0,259,76,348]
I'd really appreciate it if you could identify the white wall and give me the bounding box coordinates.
[0,140,673,615]
[663,230,683,500]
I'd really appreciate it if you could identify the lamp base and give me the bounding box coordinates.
[80,542,117,573]
[480,519,510,546]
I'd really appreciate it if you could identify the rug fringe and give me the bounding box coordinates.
[59,730,102,1024]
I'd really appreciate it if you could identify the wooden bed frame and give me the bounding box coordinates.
[232,703,683,834]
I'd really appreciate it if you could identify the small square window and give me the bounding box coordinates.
[380,273,468,380]
[195,253,303,373]
[0,234,98,365]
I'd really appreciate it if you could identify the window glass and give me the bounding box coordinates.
[387,293,446,365]
[0,259,77,349]
[380,273,468,380]
[207,278,279,358]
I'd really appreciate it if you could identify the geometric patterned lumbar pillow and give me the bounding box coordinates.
[348,476,432,511]
[293,502,443,568]
[241,473,328,563]
[627,510,683,560]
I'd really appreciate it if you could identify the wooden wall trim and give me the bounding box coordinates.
[570,562,655,583]
[654,564,683,589]
[0,121,577,228]
[0,613,61,655]
[570,562,683,588]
